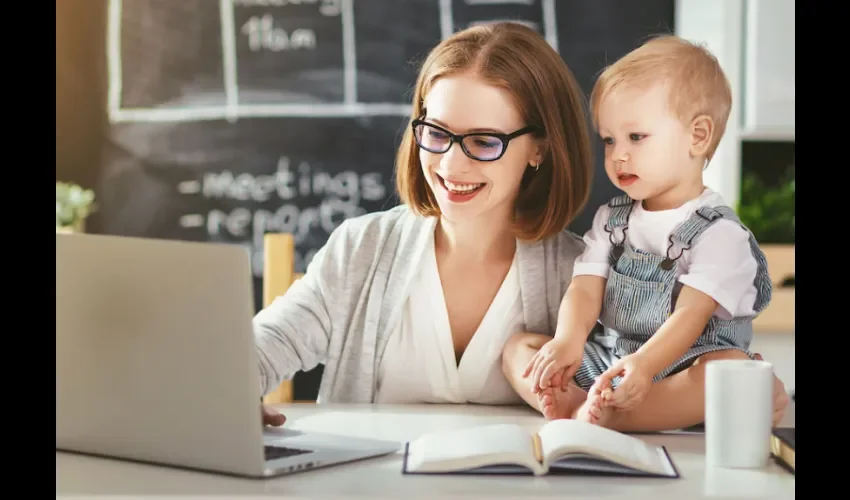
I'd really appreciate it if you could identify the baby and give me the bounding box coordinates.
[513,34,784,429]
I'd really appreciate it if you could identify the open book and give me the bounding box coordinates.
[401,418,679,478]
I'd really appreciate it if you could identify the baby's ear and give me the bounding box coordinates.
[689,115,714,157]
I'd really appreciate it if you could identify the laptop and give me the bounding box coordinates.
[56,232,401,478]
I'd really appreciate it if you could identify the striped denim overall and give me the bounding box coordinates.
[572,195,773,392]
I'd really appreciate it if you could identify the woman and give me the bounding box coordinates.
[256,22,594,425]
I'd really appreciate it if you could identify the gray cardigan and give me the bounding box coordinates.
[253,204,586,403]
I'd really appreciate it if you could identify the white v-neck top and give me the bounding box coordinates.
[375,234,526,405]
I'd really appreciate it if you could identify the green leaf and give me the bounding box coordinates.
[737,163,794,243]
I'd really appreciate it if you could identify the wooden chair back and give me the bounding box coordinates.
[260,233,299,404]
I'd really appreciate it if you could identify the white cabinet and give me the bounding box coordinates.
[741,0,795,139]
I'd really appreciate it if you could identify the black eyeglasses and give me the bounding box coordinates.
[411,117,538,162]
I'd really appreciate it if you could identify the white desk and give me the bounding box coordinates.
[57,403,795,499]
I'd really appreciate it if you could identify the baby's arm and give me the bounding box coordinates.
[624,282,718,379]
[555,204,614,343]
[553,276,606,345]
[635,219,759,375]
[526,206,612,388]
[555,205,611,343]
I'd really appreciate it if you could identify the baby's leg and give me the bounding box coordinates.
[585,349,790,432]
[501,332,587,419]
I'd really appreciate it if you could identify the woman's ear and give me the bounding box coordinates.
[689,115,714,157]
[531,140,548,166]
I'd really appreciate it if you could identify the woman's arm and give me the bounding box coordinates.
[252,219,356,396]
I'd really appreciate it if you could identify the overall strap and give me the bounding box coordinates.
[747,235,773,313]
[604,194,635,231]
[603,195,635,261]
[669,205,773,313]
[670,205,739,248]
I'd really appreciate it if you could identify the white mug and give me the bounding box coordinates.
[705,359,774,469]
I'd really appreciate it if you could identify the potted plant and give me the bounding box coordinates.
[738,163,794,246]
[56,181,96,233]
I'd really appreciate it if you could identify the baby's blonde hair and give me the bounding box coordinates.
[590,34,732,162]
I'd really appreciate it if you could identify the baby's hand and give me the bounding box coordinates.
[522,337,584,394]
[592,354,653,411]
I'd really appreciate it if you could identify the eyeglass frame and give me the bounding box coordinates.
[410,116,540,162]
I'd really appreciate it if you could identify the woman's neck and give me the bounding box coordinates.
[434,213,516,264]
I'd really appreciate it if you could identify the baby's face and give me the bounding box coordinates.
[596,82,695,208]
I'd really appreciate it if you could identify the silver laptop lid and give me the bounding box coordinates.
[56,233,267,476]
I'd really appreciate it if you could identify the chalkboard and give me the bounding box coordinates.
[92,0,674,399]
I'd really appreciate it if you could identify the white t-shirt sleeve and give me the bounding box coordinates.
[678,220,758,318]
[572,204,614,279]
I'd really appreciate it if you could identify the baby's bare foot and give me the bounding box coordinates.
[575,389,615,427]
[539,385,584,420]
[538,387,562,420]
[772,382,790,426]
[537,372,586,420]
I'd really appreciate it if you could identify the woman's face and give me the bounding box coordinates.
[418,73,541,224]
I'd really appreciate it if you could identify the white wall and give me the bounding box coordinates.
[742,0,796,137]
[675,0,744,208]
[675,0,795,209]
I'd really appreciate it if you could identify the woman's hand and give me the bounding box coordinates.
[262,404,286,426]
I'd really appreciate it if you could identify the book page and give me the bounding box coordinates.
[405,423,541,474]
[537,419,671,475]
[550,454,662,476]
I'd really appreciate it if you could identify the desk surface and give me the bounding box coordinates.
[57,402,795,499]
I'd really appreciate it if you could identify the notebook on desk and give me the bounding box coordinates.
[771,427,794,474]
[771,394,795,473]
[400,419,680,478]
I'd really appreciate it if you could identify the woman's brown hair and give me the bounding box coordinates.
[395,22,594,241]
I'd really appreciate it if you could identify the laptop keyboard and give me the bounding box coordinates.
[264,445,313,461]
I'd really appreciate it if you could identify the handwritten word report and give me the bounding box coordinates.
[105,0,559,274]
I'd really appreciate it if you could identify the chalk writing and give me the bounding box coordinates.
[232,0,342,17]
[201,198,365,243]
[197,157,386,205]
[241,14,318,52]
[176,155,388,274]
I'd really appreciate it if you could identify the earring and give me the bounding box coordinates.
[531,161,539,171]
